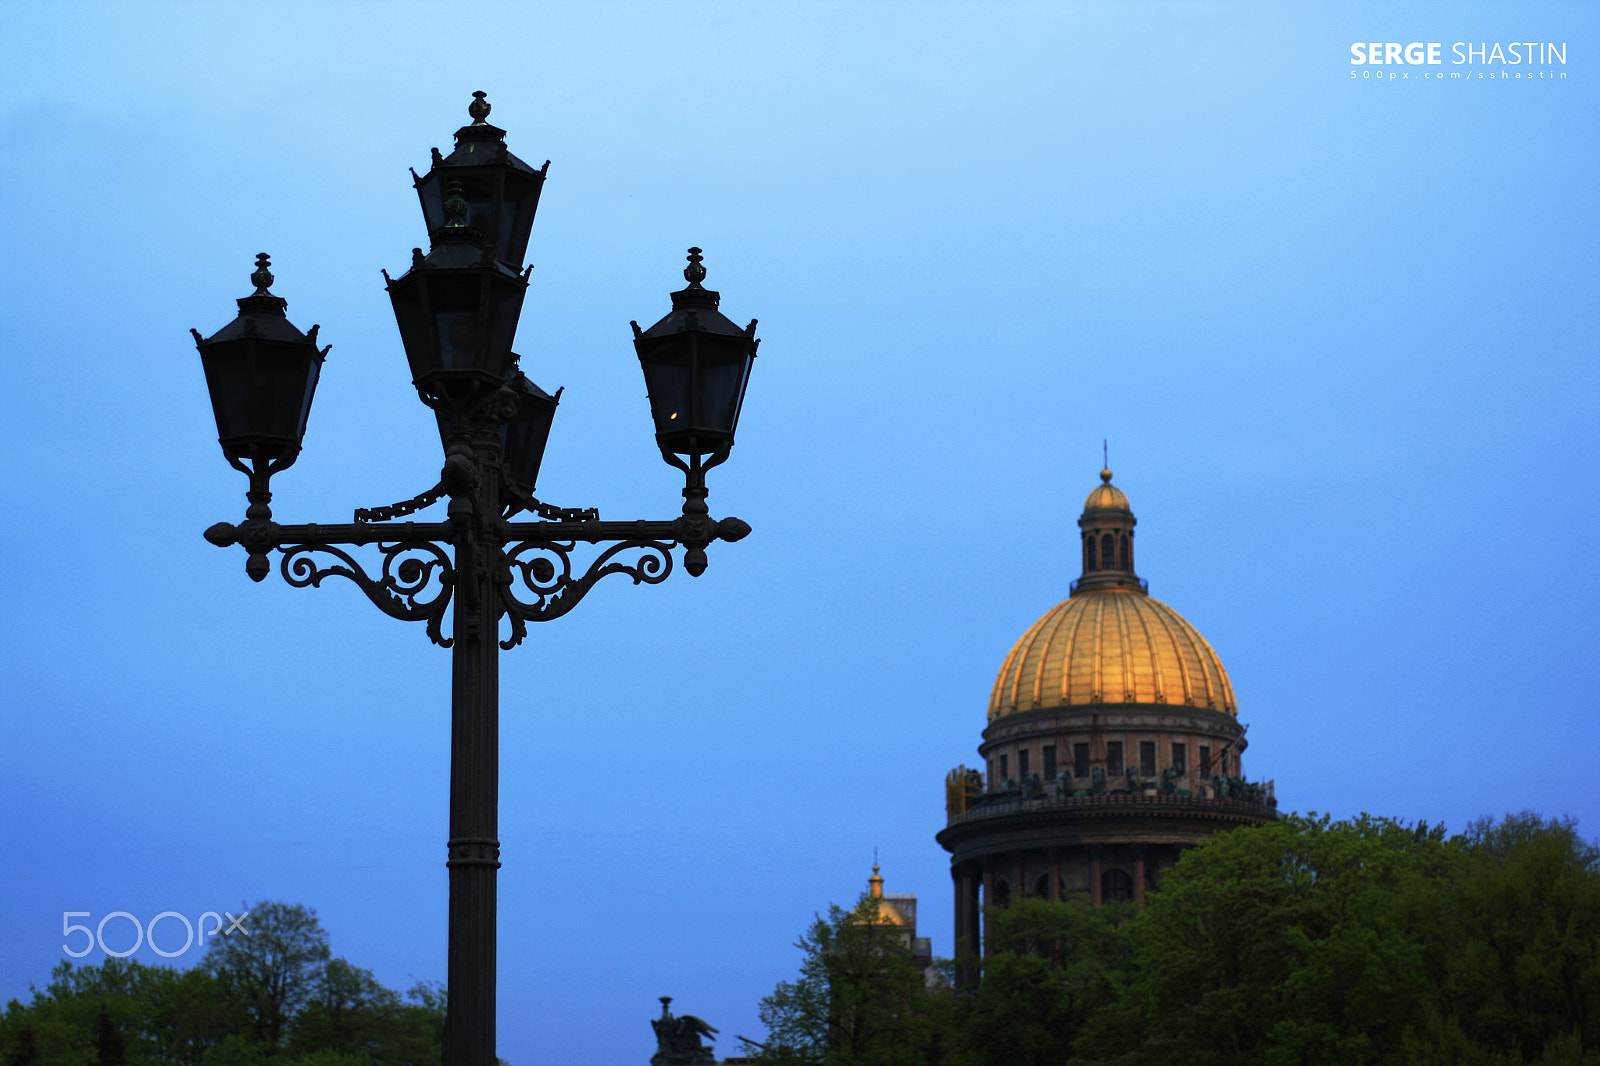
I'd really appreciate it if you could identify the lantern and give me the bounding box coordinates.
[631,248,758,462]
[193,254,328,475]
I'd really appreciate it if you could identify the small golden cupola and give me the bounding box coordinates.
[1076,468,1139,594]
[855,862,912,929]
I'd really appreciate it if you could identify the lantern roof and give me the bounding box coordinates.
[197,253,318,347]
[636,249,754,339]
[396,236,529,275]
[422,91,547,181]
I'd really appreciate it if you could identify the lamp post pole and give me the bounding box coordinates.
[193,94,759,1066]
[448,422,503,1066]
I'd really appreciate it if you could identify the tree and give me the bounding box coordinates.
[287,957,393,1056]
[1066,812,1600,1066]
[93,1005,126,1066]
[1402,812,1600,1064]
[0,957,242,1066]
[955,895,1135,1066]
[1072,813,1458,1065]
[288,962,448,1066]
[0,904,447,1066]
[3,1024,38,1066]
[203,901,332,1050]
[748,894,937,1066]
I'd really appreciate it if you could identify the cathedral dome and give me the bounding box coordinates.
[987,588,1236,720]
[988,469,1236,720]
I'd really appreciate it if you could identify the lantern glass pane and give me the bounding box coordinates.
[295,357,321,440]
[207,351,249,442]
[501,173,541,268]
[264,347,307,439]
[418,179,444,233]
[502,407,555,490]
[426,274,483,370]
[698,348,751,436]
[485,280,524,370]
[436,310,479,370]
[461,175,494,236]
[256,344,312,438]
[642,358,692,438]
[391,284,435,380]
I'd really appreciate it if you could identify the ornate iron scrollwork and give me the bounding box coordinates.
[209,463,745,647]
[281,539,456,647]
[498,537,674,646]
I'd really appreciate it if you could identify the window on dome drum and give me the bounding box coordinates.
[1119,534,1129,570]
[1043,745,1057,780]
[1106,742,1123,777]
[1140,741,1156,778]
[1171,743,1186,774]
[1074,743,1090,778]
[1034,874,1050,899]
[1200,745,1211,775]
[993,880,1011,906]
[999,754,1009,781]
[987,759,995,786]
[1018,749,1030,779]
[1101,533,1115,568]
[1102,869,1133,902]
[1086,536,1097,571]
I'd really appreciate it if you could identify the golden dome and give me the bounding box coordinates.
[989,467,1235,721]
[988,589,1235,719]
[1083,468,1129,512]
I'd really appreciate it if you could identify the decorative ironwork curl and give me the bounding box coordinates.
[498,538,674,646]
[281,539,456,647]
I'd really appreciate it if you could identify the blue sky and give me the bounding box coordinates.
[2,3,1596,1064]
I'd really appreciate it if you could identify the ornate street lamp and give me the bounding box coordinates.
[193,94,757,1066]
[192,253,330,578]
[633,247,758,577]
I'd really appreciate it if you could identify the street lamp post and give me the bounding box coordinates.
[192,94,759,1066]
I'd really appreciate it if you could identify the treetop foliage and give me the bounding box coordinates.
[750,812,1600,1066]
[0,901,445,1066]
[745,894,939,1066]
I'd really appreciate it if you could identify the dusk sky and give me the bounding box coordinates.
[2,4,1596,1065]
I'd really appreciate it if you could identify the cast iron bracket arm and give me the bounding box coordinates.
[495,515,751,545]
[497,536,676,644]
[492,514,751,647]
[203,519,458,647]
[207,520,456,547]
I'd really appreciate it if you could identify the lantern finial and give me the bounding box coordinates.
[251,253,275,296]
[683,247,706,286]
[469,91,491,125]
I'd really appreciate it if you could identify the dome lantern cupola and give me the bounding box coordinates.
[1075,468,1141,594]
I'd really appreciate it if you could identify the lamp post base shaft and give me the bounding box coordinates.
[446,477,502,1066]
